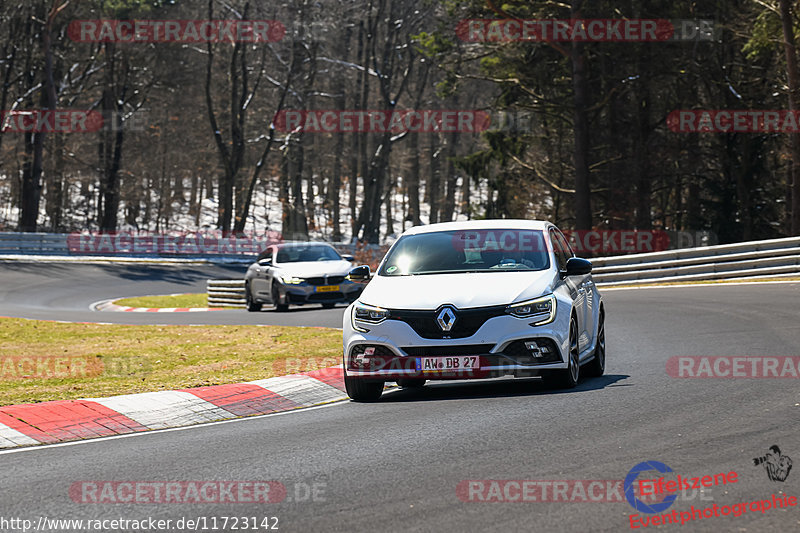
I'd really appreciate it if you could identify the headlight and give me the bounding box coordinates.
[507,294,556,325]
[351,302,390,332]
[279,274,304,285]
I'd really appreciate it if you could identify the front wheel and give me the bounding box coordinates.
[584,310,605,378]
[344,374,384,402]
[272,285,289,312]
[544,317,580,389]
[245,283,262,312]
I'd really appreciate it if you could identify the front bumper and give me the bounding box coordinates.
[342,308,571,380]
[278,281,363,305]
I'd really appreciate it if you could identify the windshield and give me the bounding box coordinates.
[275,244,342,263]
[379,229,550,276]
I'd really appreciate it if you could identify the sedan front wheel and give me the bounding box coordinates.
[245,283,262,312]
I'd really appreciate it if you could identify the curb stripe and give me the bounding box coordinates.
[303,366,346,392]
[183,383,300,417]
[0,421,40,448]
[88,391,236,430]
[93,299,223,313]
[0,367,349,448]
[247,375,348,407]
[0,401,147,444]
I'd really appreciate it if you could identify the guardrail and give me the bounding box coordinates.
[0,232,70,255]
[592,236,800,285]
[5,231,799,289]
[207,279,246,308]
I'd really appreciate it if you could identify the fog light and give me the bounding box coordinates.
[525,341,544,358]
[364,347,376,356]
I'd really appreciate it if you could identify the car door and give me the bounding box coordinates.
[553,228,592,349]
[550,227,587,351]
[251,247,274,298]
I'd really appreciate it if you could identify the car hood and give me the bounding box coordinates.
[273,260,353,278]
[359,270,557,309]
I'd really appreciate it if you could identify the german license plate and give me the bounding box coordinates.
[316,285,340,292]
[416,356,480,372]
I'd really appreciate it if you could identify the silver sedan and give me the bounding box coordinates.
[244,242,363,311]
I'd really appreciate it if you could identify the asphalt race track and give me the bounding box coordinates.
[0,261,346,327]
[0,262,799,532]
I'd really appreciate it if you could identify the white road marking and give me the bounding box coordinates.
[248,375,348,406]
[0,422,40,449]
[86,391,236,429]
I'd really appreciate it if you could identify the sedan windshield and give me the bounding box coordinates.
[275,244,342,263]
[379,229,550,276]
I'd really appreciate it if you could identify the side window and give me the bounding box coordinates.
[257,247,274,262]
[554,229,575,259]
[549,228,570,270]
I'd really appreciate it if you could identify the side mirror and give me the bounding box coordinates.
[258,258,272,267]
[347,265,371,282]
[563,257,592,277]
[342,254,354,262]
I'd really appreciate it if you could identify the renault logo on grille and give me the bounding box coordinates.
[437,307,457,332]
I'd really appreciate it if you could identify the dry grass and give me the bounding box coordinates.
[0,318,342,406]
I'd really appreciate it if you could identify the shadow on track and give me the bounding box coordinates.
[251,304,348,314]
[103,264,244,284]
[377,374,630,403]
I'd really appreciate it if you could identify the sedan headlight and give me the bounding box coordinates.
[507,294,556,325]
[351,302,390,332]
[278,274,304,285]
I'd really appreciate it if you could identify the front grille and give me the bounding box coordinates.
[401,344,494,357]
[389,305,507,339]
[305,276,345,286]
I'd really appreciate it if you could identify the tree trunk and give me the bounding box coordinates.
[780,0,800,235]
[571,0,592,230]
[428,134,440,224]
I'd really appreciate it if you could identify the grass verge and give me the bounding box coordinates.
[113,293,211,308]
[0,318,342,406]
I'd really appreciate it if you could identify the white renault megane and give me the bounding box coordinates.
[342,220,605,402]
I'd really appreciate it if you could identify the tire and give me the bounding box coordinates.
[544,316,580,389]
[321,302,336,309]
[396,378,426,389]
[584,310,605,378]
[272,285,289,312]
[344,373,384,402]
[245,283,262,312]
